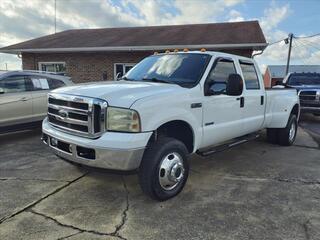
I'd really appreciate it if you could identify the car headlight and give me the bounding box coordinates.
[106,107,141,133]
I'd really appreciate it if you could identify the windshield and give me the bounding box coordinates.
[287,74,320,86]
[124,53,211,87]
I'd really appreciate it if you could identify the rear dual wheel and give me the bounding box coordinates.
[267,114,298,146]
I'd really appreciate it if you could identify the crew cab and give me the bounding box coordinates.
[282,72,320,116]
[42,51,299,201]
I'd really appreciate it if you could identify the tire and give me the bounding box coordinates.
[138,137,189,201]
[266,128,278,144]
[278,114,298,146]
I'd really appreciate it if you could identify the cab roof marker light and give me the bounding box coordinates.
[165,50,170,54]
[200,48,206,52]
[183,48,189,52]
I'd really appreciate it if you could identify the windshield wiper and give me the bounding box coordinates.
[142,77,172,84]
[120,76,135,81]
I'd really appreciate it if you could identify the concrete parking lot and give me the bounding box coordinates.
[0,118,319,240]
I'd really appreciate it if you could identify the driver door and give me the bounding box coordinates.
[0,75,33,127]
[202,58,245,147]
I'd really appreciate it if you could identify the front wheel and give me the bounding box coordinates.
[138,137,189,201]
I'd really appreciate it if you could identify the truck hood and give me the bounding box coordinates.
[289,85,320,90]
[51,80,184,108]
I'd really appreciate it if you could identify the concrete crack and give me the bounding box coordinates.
[0,172,89,224]
[30,210,125,240]
[57,231,82,240]
[302,219,311,240]
[275,177,320,185]
[111,177,129,240]
[0,177,69,182]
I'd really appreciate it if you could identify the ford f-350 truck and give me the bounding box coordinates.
[42,51,299,201]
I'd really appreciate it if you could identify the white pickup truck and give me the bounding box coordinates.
[42,51,299,201]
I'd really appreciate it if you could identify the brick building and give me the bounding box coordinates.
[264,65,320,88]
[1,21,267,83]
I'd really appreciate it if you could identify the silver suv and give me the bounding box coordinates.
[0,71,73,133]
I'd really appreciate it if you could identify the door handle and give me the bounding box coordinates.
[261,95,264,105]
[19,97,28,101]
[236,97,244,108]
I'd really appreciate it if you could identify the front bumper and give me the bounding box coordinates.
[300,106,320,114]
[42,118,152,170]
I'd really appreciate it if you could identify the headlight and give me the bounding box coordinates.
[106,107,141,133]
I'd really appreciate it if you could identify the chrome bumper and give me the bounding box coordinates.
[42,118,150,171]
[42,133,145,170]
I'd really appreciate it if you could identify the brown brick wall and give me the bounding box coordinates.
[22,49,253,83]
[22,52,152,83]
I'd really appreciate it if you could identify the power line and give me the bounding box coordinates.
[294,33,320,39]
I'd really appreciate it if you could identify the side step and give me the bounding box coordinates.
[196,132,260,157]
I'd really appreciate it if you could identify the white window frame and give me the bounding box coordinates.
[38,62,66,73]
[114,63,136,79]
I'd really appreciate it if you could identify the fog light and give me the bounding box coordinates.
[69,145,73,153]
[51,137,58,147]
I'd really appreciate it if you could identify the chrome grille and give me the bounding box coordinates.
[299,90,317,101]
[47,93,107,138]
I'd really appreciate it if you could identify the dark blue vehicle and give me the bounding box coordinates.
[283,72,320,116]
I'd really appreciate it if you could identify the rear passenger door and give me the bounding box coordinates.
[239,60,265,134]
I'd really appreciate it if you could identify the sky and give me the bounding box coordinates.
[0,0,320,73]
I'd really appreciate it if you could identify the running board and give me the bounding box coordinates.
[197,133,260,157]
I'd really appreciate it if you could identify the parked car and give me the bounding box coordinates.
[282,72,320,116]
[0,70,73,133]
[42,51,299,201]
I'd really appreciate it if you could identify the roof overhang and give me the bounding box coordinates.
[1,43,268,54]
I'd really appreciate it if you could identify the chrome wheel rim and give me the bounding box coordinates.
[289,121,296,142]
[158,152,185,191]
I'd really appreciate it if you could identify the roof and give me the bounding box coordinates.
[0,21,267,54]
[267,65,320,78]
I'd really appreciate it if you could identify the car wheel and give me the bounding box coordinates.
[138,137,189,201]
[278,114,298,146]
[266,128,278,144]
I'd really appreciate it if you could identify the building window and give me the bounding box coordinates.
[38,62,66,74]
[114,63,135,79]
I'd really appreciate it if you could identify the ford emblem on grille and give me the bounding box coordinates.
[58,109,68,118]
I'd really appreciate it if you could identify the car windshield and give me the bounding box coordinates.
[123,53,211,87]
[287,74,320,86]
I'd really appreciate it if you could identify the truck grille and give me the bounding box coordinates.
[299,90,317,101]
[47,93,107,138]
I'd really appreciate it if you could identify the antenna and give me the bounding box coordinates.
[54,0,57,33]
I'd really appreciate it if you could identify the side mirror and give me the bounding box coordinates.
[275,80,284,86]
[0,87,4,94]
[226,74,243,96]
[115,72,121,81]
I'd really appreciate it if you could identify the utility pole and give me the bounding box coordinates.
[285,33,293,75]
[54,0,57,33]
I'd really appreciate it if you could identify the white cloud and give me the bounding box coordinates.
[0,0,244,70]
[228,9,244,22]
